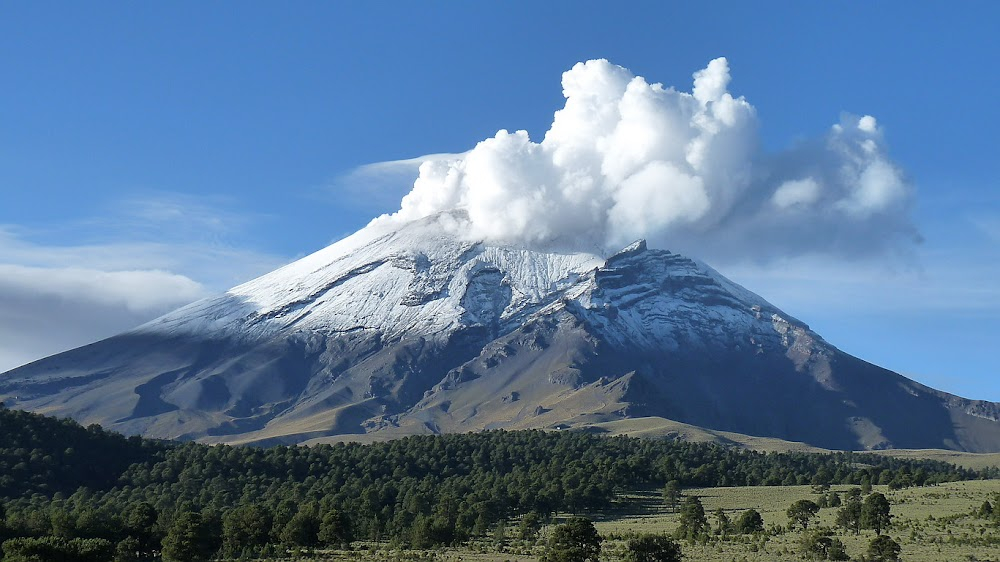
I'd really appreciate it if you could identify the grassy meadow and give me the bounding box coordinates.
[591,480,1000,561]
[271,480,1000,561]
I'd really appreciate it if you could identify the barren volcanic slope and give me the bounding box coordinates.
[3,211,1000,451]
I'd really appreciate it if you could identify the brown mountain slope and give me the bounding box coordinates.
[2,223,999,451]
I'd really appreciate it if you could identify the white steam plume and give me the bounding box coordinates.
[372,58,917,260]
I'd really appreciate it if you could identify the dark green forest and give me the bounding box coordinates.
[0,404,994,560]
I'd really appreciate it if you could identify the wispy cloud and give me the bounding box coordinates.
[0,193,287,373]
[327,153,465,214]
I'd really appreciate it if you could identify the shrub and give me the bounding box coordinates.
[625,534,683,562]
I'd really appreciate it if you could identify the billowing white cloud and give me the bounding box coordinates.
[370,58,917,260]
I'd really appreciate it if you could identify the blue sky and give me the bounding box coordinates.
[2,2,998,399]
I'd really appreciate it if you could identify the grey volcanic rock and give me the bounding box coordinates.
[3,212,1000,450]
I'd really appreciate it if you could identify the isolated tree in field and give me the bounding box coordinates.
[978,500,993,518]
[713,508,731,536]
[735,509,764,534]
[835,497,862,535]
[861,493,892,535]
[541,517,602,562]
[829,492,841,507]
[786,499,820,531]
[625,534,683,562]
[663,480,682,513]
[867,534,901,561]
[676,496,708,539]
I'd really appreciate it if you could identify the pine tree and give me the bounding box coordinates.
[662,480,681,513]
[676,496,708,539]
[786,500,820,531]
[541,517,602,562]
[836,497,862,535]
[861,493,892,535]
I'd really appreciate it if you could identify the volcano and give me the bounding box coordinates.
[3,211,999,451]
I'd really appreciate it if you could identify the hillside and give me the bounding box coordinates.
[4,212,1000,451]
[0,406,992,558]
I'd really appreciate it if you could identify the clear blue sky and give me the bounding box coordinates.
[2,2,998,399]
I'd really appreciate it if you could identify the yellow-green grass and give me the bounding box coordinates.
[587,480,1000,562]
[585,417,1000,470]
[874,449,1000,471]
[582,417,828,453]
[252,480,1000,561]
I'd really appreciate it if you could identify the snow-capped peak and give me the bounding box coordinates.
[136,210,802,358]
[136,212,604,342]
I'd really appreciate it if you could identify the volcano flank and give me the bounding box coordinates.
[3,211,999,451]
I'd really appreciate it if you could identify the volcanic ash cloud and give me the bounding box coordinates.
[373,58,917,261]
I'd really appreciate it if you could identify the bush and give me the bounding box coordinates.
[735,509,764,534]
[800,529,849,560]
[867,534,901,561]
[625,534,683,562]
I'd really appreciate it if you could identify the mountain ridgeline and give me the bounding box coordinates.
[2,211,1000,451]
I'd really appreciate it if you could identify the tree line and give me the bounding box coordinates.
[0,404,992,560]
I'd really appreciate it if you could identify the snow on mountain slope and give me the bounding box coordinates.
[540,239,803,352]
[137,211,605,343]
[137,210,800,358]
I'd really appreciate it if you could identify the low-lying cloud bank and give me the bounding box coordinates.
[0,195,285,373]
[0,264,207,372]
[373,58,918,261]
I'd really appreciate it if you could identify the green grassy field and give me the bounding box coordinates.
[253,480,1000,561]
[589,480,1000,561]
